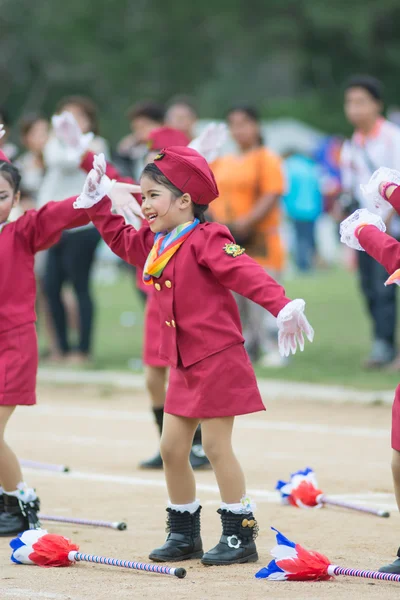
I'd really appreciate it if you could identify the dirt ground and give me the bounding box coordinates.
[1,383,399,600]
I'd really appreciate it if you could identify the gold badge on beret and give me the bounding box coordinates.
[223,243,245,257]
[154,152,165,161]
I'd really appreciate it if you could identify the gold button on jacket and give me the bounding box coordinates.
[165,321,171,327]
[165,280,172,288]
[155,283,161,291]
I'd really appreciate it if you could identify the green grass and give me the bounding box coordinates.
[39,266,400,391]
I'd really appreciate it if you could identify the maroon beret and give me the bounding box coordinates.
[153,146,219,206]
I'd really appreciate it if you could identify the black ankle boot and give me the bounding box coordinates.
[149,506,203,562]
[0,494,41,537]
[379,547,400,574]
[201,509,259,566]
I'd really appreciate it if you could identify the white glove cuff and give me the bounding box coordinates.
[340,208,386,251]
[360,166,400,216]
[74,175,115,209]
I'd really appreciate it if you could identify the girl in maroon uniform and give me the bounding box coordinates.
[0,137,130,536]
[74,148,313,566]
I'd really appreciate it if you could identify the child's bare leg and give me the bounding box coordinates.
[0,406,40,534]
[149,414,203,562]
[392,449,400,511]
[0,407,23,491]
[200,416,258,566]
[160,414,198,504]
[201,416,245,502]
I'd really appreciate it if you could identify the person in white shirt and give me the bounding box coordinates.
[38,96,110,365]
[340,76,400,368]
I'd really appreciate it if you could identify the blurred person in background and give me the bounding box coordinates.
[116,101,165,179]
[211,106,286,367]
[38,95,110,365]
[165,95,198,140]
[282,148,323,272]
[14,114,59,360]
[15,114,49,210]
[339,75,400,368]
[0,108,18,161]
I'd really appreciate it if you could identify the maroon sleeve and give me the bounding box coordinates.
[387,186,400,215]
[358,224,400,274]
[16,196,91,254]
[86,196,152,268]
[197,223,291,317]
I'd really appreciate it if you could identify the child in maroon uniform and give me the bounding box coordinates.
[53,112,225,470]
[340,172,400,574]
[74,148,313,566]
[0,146,96,536]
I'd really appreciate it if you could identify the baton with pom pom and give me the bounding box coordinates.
[10,530,186,579]
[256,528,400,583]
[276,467,390,518]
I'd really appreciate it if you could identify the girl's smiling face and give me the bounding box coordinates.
[0,173,19,225]
[140,173,192,233]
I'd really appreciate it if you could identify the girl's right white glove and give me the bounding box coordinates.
[339,208,386,251]
[0,124,5,139]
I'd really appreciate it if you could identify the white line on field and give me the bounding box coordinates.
[25,405,390,439]
[25,467,397,510]
[2,589,84,600]
[10,431,390,469]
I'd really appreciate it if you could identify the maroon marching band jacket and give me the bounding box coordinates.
[0,198,89,334]
[85,196,291,368]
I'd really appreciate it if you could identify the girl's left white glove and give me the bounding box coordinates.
[189,123,228,163]
[277,299,314,357]
[52,111,94,161]
[74,154,143,224]
[0,124,5,139]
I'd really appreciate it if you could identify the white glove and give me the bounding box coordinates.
[189,123,228,163]
[360,167,400,216]
[339,208,386,251]
[277,299,314,357]
[0,124,5,140]
[74,154,143,216]
[52,111,94,161]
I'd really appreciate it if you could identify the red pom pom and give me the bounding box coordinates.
[279,544,332,581]
[29,534,79,568]
[290,481,323,507]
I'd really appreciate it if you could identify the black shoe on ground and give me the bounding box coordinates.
[139,452,163,470]
[379,547,400,574]
[149,506,203,562]
[201,509,259,566]
[190,445,211,470]
[0,494,41,537]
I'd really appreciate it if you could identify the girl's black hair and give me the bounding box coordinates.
[142,162,208,223]
[0,161,21,193]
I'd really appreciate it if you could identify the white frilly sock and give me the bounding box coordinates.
[220,495,256,514]
[4,482,37,503]
[168,499,200,514]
